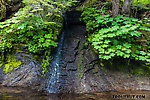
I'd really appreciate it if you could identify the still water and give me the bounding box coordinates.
[0,87,150,100]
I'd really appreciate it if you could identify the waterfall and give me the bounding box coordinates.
[47,14,67,93]
[46,11,84,93]
[47,33,64,93]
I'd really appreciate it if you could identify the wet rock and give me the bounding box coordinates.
[0,66,4,84]
[0,51,43,90]
[54,21,150,93]
[68,69,77,71]
[66,63,77,71]
[84,68,94,74]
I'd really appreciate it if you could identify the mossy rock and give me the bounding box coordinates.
[0,54,22,73]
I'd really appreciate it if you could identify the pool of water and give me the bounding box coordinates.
[0,87,150,100]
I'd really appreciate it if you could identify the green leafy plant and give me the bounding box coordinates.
[82,7,150,63]
[0,0,78,74]
[42,50,52,75]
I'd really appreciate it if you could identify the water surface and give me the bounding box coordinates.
[0,87,150,100]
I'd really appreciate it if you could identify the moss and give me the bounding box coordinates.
[103,58,150,75]
[84,42,88,49]
[2,54,22,73]
[92,65,99,73]
[78,71,84,79]
[42,56,50,75]
[130,64,150,75]
[100,63,104,67]
[33,54,40,60]
[76,53,83,78]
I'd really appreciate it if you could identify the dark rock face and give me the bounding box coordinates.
[0,51,43,90]
[42,11,150,93]
[51,24,114,93]
[54,23,150,93]
[0,66,4,84]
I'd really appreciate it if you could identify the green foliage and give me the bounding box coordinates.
[82,7,150,63]
[0,0,78,53]
[0,0,78,74]
[42,51,51,75]
[0,14,61,53]
[0,0,67,53]
[42,56,50,75]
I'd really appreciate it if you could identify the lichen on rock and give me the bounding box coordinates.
[1,54,21,73]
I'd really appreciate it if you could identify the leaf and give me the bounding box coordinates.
[33,35,39,39]
[123,43,131,48]
[117,50,124,56]
[104,40,111,44]
[146,59,150,62]
[101,44,109,48]
[131,31,142,36]
[117,45,122,49]
[99,55,103,58]
[147,53,150,56]
[6,29,13,33]
[129,26,139,30]
[104,14,110,17]
[39,38,45,42]
[107,33,115,37]
[103,55,111,60]
[125,49,131,54]
[98,48,105,53]
[26,31,34,36]
[45,34,52,38]
[123,21,131,24]
[110,53,115,57]
[111,26,119,31]
[131,18,138,22]
[123,54,130,58]
[140,51,146,55]
[139,26,150,31]
[113,40,118,45]
[139,56,146,61]
[17,23,26,29]
[136,50,140,54]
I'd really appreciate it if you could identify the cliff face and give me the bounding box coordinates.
[41,11,150,93]
[0,50,43,90]
[0,11,150,93]
[0,0,23,20]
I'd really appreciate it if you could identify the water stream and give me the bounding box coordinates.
[0,87,150,100]
[47,31,64,93]
[46,14,67,93]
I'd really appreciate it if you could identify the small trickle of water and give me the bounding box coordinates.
[46,13,68,93]
[47,31,65,93]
